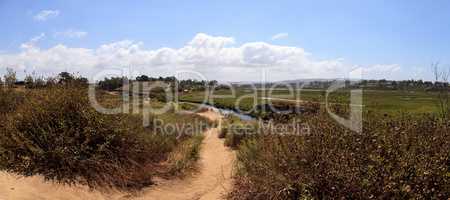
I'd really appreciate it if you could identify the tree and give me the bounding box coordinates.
[136,75,150,82]
[98,77,127,91]
[208,80,218,87]
[424,81,433,89]
[58,72,74,84]
[391,81,398,89]
[57,72,88,87]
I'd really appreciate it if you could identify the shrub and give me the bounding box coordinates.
[3,68,16,88]
[179,102,200,111]
[166,135,204,176]
[219,126,228,138]
[224,123,257,149]
[0,88,24,114]
[0,87,155,189]
[229,112,450,199]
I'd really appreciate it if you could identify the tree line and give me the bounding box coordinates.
[0,69,218,91]
[0,68,88,88]
[97,74,218,92]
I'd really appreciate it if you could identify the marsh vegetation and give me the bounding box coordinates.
[0,70,449,199]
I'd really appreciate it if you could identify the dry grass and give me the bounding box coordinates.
[165,135,204,176]
[219,127,228,139]
[0,86,212,190]
[229,109,450,199]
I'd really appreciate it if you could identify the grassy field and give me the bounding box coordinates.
[180,88,441,114]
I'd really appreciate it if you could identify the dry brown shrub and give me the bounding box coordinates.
[230,112,450,199]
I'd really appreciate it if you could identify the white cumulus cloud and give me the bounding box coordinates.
[188,33,235,48]
[0,33,400,81]
[34,10,60,21]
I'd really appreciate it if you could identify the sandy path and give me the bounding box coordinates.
[0,173,126,200]
[137,111,234,200]
[0,111,234,200]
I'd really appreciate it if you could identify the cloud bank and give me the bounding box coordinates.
[0,33,399,81]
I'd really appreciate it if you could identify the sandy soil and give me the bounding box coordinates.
[0,110,234,200]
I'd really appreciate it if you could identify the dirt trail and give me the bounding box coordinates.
[0,110,234,200]
[0,173,125,200]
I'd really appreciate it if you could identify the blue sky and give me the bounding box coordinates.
[0,0,449,81]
